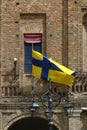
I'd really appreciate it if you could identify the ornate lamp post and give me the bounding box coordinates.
[29,79,74,130]
[13,58,17,80]
[30,83,39,117]
[47,90,54,130]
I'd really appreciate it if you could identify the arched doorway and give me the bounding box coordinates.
[8,117,58,130]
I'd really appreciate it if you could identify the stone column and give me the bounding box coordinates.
[68,109,83,130]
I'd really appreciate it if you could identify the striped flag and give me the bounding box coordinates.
[32,50,76,87]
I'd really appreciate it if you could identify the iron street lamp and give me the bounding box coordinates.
[64,99,74,114]
[21,79,74,130]
[30,80,39,117]
[13,58,17,80]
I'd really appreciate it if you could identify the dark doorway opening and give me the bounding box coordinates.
[8,117,58,130]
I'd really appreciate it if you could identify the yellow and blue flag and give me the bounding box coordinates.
[32,50,76,87]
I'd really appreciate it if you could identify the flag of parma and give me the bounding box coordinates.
[32,50,76,87]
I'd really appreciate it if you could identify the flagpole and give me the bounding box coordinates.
[31,76,34,102]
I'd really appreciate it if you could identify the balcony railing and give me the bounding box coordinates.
[1,86,18,96]
[72,72,87,93]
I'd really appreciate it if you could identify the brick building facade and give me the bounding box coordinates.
[0,0,87,130]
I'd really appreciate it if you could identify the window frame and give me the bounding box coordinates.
[24,33,42,74]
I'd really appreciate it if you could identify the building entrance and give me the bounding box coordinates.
[8,117,58,130]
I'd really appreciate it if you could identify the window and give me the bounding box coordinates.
[24,33,42,73]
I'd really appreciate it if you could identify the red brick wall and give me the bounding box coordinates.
[0,0,87,92]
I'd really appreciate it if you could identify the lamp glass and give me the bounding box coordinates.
[14,58,17,61]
